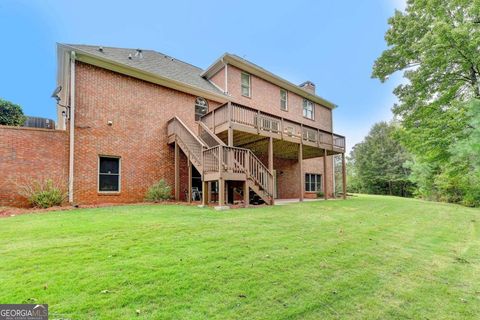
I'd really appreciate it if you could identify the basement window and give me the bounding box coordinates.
[99,156,120,192]
[305,173,322,192]
[241,72,251,97]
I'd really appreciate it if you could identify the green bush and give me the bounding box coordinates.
[145,179,172,201]
[316,190,324,198]
[19,179,66,208]
[0,98,27,126]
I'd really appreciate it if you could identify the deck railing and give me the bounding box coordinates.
[203,146,220,173]
[247,150,273,194]
[202,144,274,198]
[198,121,225,148]
[201,102,345,151]
[333,134,346,149]
[167,117,206,166]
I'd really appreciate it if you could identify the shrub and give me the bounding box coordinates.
[145,179,172,201]
[0,98,27,126]
[316,190,324,198]
[19,179,67,208]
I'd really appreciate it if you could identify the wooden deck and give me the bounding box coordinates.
[200,102,345,159]
[166,102,347,207]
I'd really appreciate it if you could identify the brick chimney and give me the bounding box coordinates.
[299,81,316,94]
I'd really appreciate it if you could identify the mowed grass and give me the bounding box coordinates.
[0,195,479,319]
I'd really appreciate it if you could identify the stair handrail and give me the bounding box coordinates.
[198,121,225,147]
[247,150,274,197]
[168,116,206,165]
[202,144,273,198]
[168,117,206,147]
[168,116,274,202]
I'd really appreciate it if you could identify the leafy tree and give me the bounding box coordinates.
[0,98,26,126]
[443,100,480,206]
[345,159,362,193]
[372,0,480,205]
[348,122,413,197]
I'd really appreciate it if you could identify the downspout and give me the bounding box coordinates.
[222,58,228,94]
[68,51,76,204]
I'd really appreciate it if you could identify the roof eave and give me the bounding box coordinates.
[203,53,337,109]
[224,55,337,109]
[59,44,229,104]
[200,53,228,78]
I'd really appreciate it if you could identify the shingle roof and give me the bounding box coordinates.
[64,44,224,95]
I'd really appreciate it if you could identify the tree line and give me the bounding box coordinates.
[348,0,480,207]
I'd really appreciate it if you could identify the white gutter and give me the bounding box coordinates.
[68,51,76,204]
[60,44,229,104]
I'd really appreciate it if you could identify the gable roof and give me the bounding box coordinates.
[61,44,226,99]
[59,44,336,109]
[202,53,337,109]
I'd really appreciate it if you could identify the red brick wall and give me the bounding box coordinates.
[255,153,334,200]
[303,156,334,199]
[0,126,68,207]
[226,65,333,132]
[275,158,301,199]
[209,67,225,93]
[0,60,336,207]
[72,62,220,204]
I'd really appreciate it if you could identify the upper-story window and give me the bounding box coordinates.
[280,89,288,111]
[195,97,208,121]
[241,72,251,97]
[303,99,314,120]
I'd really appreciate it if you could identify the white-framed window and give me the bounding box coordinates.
[241,72,251,97]
[98,156,120,192]
[280,89,288,111]
[305,173,322,192]
[303,99,314,120]
[195,97,208,121]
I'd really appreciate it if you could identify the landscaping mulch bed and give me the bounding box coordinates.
[0,200,203,218]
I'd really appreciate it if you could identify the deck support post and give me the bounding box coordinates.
[228,102,233,146]
[187,153,192,203]
[174,139,180,201]
[228,128,233,146]
[207,181,212,203]
[299,143,304,202]
[218,179,225,206]
[268,137,273,173]
[323,149,328,200]
[227,101,233,147]
[244,181,249,207]
[202,180,208,206]
[207,182,212,203]
[218,143,225,206]
[342,152,347,200]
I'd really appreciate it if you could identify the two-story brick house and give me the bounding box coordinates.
[0,44,346,207]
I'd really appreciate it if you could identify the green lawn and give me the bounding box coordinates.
[0,195,479,319]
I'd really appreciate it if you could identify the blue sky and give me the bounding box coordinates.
[0,0,405,151]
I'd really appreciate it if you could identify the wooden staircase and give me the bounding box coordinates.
[167,117,274,205]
